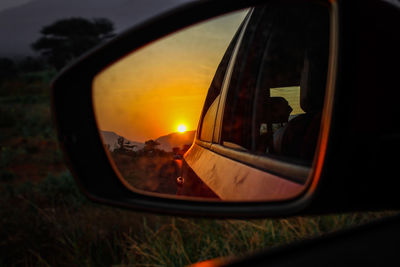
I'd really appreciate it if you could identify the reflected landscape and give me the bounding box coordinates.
[93,10,248,197]
[101,129,195,194]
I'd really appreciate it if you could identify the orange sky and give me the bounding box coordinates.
[93,10,247,142]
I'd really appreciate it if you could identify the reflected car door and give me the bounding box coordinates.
[180,2,329,201]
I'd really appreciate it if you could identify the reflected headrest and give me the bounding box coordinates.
[300,50,328,113]
[265,97,293,123]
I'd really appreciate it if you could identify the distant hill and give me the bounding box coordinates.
[0,0,189,57]
[101,131,144,151]
[100,130,195,152]
[155,130,195,152]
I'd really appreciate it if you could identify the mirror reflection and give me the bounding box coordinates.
[93,1,330,201]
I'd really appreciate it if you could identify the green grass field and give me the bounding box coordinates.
[0,70,394,266]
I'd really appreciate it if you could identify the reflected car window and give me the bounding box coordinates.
[198,25,243,142]
[221,2,330,165]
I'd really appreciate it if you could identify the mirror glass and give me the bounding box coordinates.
[93,1,331,201]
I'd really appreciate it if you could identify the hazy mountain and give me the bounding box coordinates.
[100,130,195,152]
[0,0,190,57]
[101,131,144,151]
[155,131,195,152]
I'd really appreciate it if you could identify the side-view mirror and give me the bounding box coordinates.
[52,0,400,217]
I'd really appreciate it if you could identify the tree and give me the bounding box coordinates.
[117,136,125,151]
[0,58,17,84]
[32,17,115,70]
[143,140,161,155]
[17,56,47,73]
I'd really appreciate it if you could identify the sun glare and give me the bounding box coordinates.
[177,124,187,133]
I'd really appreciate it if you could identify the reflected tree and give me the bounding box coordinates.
[143,140,160,155]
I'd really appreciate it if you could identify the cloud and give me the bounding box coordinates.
[0,0,32,12]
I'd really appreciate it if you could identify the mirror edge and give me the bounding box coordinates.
[51,0,339,218]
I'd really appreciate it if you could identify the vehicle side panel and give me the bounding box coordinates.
[182,143,304,201]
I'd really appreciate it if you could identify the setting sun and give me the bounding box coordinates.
[177,124,187,133]
[92,10,247,142]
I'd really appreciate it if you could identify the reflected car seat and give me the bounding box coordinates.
[272,54,327,162]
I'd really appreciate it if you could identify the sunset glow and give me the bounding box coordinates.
[93,10,247,142]
[177,124,187,133]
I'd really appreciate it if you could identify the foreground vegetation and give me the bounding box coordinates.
[0,70,394,266]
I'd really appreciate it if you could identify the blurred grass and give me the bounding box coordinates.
[119,213,391,266]
[0,70,396,266]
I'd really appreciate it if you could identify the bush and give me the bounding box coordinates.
[0,58,17,85]
[0,147,20,168]
[0,69,54,98]
[36,171,88,208]
[17,106,54,139]
[0,170,15,182]
[0,106,22,128]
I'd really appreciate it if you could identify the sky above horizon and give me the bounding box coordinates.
[0,0,193,12]
[0,0,31,12]
[0,0,196,56]
[93,10,247,142]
